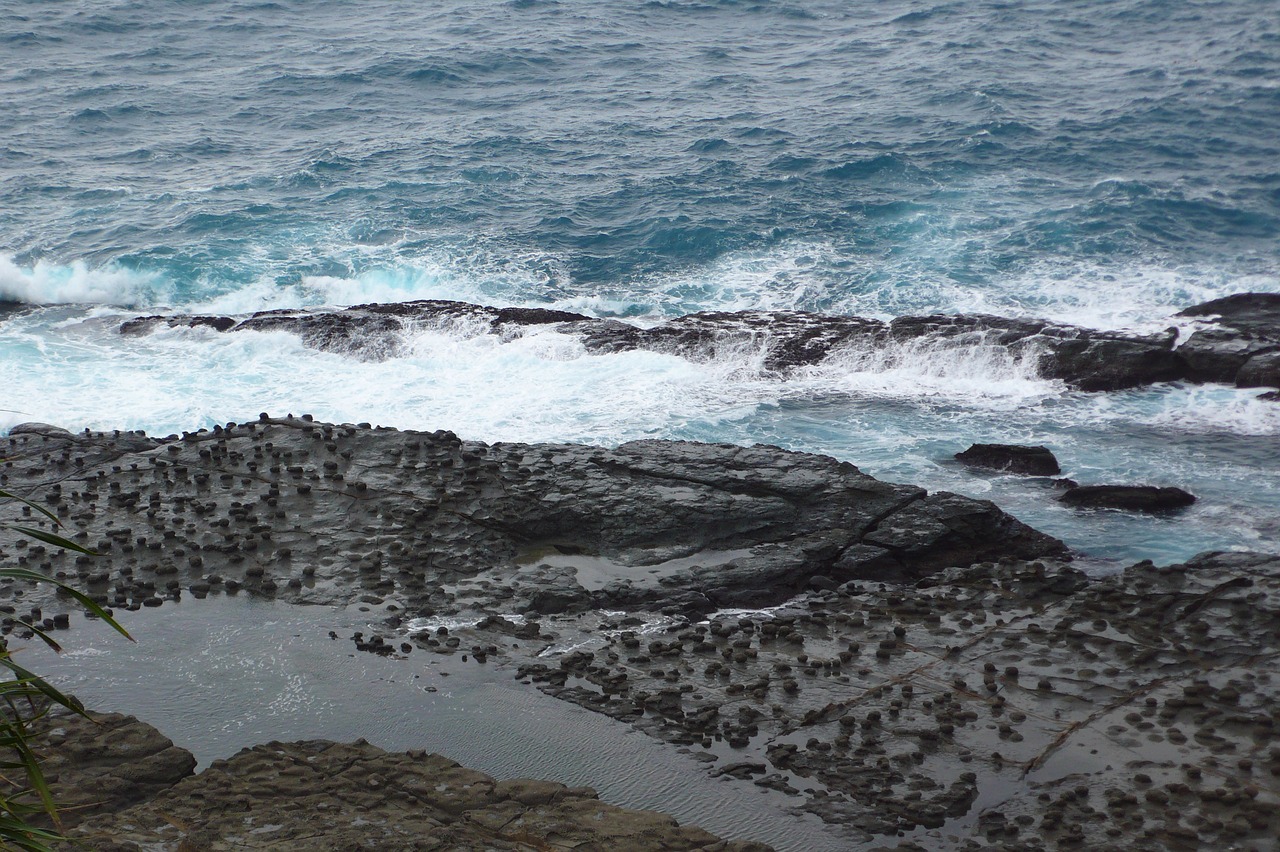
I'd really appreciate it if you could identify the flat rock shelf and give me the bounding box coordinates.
[2,418,1277,850]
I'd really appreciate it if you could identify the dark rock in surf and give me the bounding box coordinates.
[1177,293,1280,387]
[1175,328,1279,384]
[955,443,1061,476]
[887,314,1185,391]
[1237,350,1280,389]
[1178,292,1280,337]
[117,300,1186,391]
[118,291,1280,391]
[1057,485,1196,512]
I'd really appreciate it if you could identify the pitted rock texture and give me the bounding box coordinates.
[119,292,1280,393]
[0,418,1064,625]
[478,552,1280,851]
[29,707,196,828]
[64,738,767,851]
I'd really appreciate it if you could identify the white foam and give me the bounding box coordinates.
[795,334,1063,409]
[0,314,784,443]
[1067,384,1280,437]
[0,254,170,307]
[638,241,843,316]
[187,266,492,315]
[872,261,1277,335]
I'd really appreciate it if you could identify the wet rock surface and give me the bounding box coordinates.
[4,420,1278,850]
[0,418,1063,621]
[35,721,763,851]
[1057,485,1198,512]
[29,707,196,828]
[1176,293,1280,389]
[476,552,1280,851]
[119,292,1280,393]
[955,444,1061,477]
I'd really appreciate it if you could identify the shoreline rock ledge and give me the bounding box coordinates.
[0,418,1068,620]
[33,709,768,851]
[119,291,1280,393]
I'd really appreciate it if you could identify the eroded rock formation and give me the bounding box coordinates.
[0,419,1065,623]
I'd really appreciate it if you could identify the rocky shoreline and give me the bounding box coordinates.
[1,419,1277,850]
[0,418,1065,619]
[117,292,1280,394]
[32,709,764,851]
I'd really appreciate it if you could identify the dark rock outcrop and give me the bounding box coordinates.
[1237,349,1280,389]
[1178,292,1280,336]
[955,443,1061,476]
[1057,484,1197,512]
[1177,293,1280,388]
[114,294,1277,393]
[0,419,1067,623]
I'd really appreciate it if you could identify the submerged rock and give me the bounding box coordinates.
[955,443,1061,476]
[1057,484,1197,512]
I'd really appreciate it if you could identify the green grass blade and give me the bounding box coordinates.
[3,526,96,555]
[0,569,130,642]
[0,659,85,718]
[0,489,60,527]
[13,623,62,655]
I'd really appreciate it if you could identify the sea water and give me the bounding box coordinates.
[3,0,1278,562]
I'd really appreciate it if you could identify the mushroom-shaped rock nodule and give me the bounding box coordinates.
[955,443,1061,476]
[1058,485,1196,512]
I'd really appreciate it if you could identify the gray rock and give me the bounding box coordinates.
[0,421,1067,619]
[1177,292,1280,337]
[1238,349,1280,389]
[65,738,771,851]
[30,707,196,829]
[1176,328,1278,384]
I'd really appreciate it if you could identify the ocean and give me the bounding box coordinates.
[2,0,1278,564]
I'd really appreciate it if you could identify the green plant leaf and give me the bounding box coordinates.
[7,731,59,830]
[0,658,85,718]
[0,490,61,527]
[0,569,130,642]
[15,622,63,655]
[3,526,96,556]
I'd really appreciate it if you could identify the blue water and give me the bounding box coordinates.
[2,0,1279,563]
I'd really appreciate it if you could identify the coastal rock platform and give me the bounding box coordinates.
[2,420,1278,850]
[0,418,1064,620]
